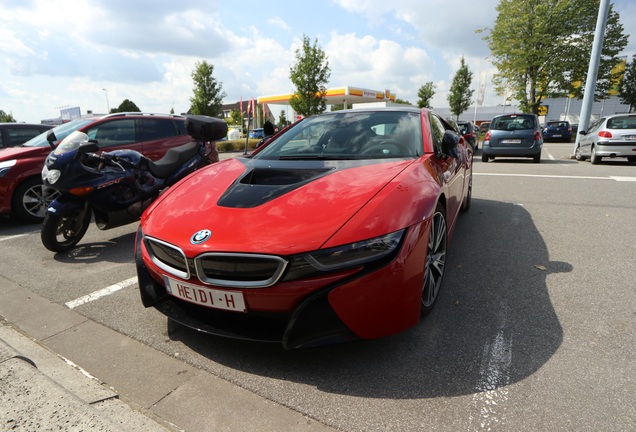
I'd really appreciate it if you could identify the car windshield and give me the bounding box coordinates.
[491,115,536,131]
[607,117,636,130]
[22,118,97,147]
[253,111,422,160]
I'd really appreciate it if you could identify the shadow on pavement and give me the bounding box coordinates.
[52,232,137,264]
[167,198,570,399]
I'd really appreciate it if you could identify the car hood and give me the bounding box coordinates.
[0,145,48,161]
[142,157,416,256]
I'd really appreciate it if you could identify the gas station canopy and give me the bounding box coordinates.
[258,86,396,109]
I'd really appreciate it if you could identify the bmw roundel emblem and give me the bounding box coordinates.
[191,229,212,245]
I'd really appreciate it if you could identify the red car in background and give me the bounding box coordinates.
[135,107,473,349]
[0,113,218,222]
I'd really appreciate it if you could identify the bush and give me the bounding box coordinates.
[216,139,261,151]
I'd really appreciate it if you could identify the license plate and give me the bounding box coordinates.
[163,276,247,312]
[626,135,636,140]
[553,134,562,137]
[502,139,522,144]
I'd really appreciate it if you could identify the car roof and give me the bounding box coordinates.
[0,123,51,127]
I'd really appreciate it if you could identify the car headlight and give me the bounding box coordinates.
[41,165,61,184]
[283,230,405,281]
[0,159,17,179]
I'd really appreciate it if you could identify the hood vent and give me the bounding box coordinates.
[240,168,332,186]
[218,167,335,208]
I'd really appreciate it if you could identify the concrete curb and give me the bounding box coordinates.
[0,276,335,432]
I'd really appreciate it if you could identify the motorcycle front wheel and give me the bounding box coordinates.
[41,208,92,253]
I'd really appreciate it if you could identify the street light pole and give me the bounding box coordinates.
[102,89,110,113]
[573,0,610,154]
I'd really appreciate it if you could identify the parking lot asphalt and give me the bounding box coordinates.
[1,144,635,431]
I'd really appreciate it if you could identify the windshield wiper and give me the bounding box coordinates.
[278,155,355,160]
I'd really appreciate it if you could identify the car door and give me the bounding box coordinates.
[140,118,191,161]
[430,114,464,224]
[580,118,603,156]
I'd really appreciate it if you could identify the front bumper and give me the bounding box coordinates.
[135,220,429,349]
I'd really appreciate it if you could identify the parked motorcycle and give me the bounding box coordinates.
[40,115,227,253]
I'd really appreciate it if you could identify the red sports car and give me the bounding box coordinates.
[135,107,473,349]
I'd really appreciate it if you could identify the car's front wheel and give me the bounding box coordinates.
[575,145,586,161]
[590,145,602,165]
[421,203,447,316]
[11,177,61,223]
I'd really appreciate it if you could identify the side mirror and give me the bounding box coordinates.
[77,140,99,154]
[46,130,58,150]
[578,130,587,136]
[441,130,460,158]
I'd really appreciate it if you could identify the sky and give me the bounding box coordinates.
[1,0,635,124]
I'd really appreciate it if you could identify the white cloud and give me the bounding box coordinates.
[325,31,434,103]
[267,17,291,31]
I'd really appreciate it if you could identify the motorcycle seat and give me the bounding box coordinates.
[147,141,200,179]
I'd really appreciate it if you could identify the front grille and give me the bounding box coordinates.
[195,253,288,288]
[144,236,190,280]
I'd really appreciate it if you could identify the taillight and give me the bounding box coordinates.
[534,130,541,141]
[567,127,572,132]
[598,131,612,138]
[485,131,492,142]
[465,133,474,139]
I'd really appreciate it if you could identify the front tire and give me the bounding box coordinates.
[575,145,586,161]
[41,207,92,252]
[421,204,447,316]
[11,177,60,223]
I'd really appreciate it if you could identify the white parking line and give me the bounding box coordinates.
[474,173,623,181]
[543,148,556,161]
[0,231,41,242]
[65,277,138,309]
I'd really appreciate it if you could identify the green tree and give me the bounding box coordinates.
[289,35,331,116]
[189,60,227,117]
[619,56,636,113]
[0,110,16,122]
[417,82,436,109]
[394,99,412,105]
[330,104,345,111]
[447,56,474,119]
[481,0,628,114]
[110,99,141,114]
[170,106,175,115]
[278,110,289,127]
[226,108,241,125]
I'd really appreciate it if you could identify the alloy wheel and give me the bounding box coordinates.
[22,184,60,218]
[422,209,447,310]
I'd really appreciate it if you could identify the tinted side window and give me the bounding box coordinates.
[87,119,136,148]
[8,128,42,146]
[175,120,187,136]
[142,119,177,141]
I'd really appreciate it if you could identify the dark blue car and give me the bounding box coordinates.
[543,121,572,142]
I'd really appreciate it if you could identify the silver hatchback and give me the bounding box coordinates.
[576,114,636,164]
